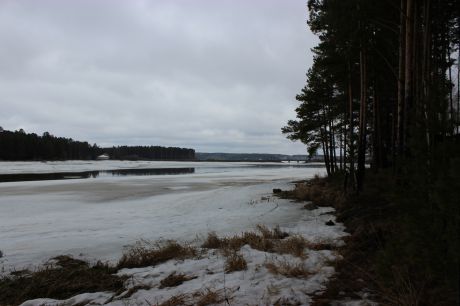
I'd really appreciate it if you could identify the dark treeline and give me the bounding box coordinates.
[0,129,98,160]
[0,128,195,161]
[104,146,195,161]
[284,0,459,303]
[284,0,459,183]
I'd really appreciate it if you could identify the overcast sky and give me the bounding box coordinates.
[0,0,317,154]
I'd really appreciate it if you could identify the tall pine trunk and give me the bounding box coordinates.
[347,66,355,190]
[401,0,414,158]
[357,48,367,191]
[397,0,407,160]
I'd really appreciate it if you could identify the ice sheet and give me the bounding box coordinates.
[0,162,326,271]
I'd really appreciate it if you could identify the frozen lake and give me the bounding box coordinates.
[0,161,326,271]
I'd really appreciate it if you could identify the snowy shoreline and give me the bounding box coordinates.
[17,205,347,306]
[0,161,352,305]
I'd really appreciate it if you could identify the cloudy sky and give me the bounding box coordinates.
[0,0,317,154]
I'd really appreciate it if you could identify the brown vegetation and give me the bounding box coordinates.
[201,225,332,259]
[274,235,309,257]
[0,256,125,306]
[193,288,226,306]
[277,176,346,208]
[201,225,317,259]
[117,240,197,269]
[265,259,312,279]
[224,252,247,273]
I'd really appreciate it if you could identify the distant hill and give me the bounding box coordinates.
[196,152,323,162]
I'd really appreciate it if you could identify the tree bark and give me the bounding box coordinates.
[396,0,406,159]
[357,48,367,191]
[402,0,414,156]
[348,65,355,190]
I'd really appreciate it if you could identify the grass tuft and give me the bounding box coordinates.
[256,224,289,239]
[193,288,226,306]
[224,252,247,273]
[117,240,197,269]
[201,226,317,258]
[201,232,223,249]
[274,235,308,257]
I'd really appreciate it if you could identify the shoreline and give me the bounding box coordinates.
[1,199,347,305]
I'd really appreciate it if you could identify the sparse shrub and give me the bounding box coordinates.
[224,252,247,273]
[117,240,197,269]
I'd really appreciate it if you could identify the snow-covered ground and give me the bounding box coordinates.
[0,161,356,305]
[21,208,347,306]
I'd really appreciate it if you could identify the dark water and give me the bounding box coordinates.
[0,168,195,183]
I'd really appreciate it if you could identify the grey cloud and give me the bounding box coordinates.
[0,0,317,154]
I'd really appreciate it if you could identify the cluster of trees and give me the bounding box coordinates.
[0,128,195,161]
[0,129,98,160]
[283,0,459,190]
[284,0,459,302]
[104,146,195,161]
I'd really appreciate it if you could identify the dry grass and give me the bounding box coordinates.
[274,235,308,257]
[224,252,247,273]
[256,224,289,239]
[193,288,226,306]
[117,240,197,269]
[159,272,197,289]
[0,256,125,306]
[200,232,223,249]
[265,260,313,279]
[277,176,346,209]
[201,226,315,259]
[202,225,292,255]
[157,293,189,306]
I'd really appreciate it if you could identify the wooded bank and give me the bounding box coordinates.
[283,0,459,304]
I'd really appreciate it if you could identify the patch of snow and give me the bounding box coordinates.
[20,208,348,306]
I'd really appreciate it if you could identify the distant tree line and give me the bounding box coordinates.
[0,128,195,161]
[104,146,195,161]
[0,129,98,160]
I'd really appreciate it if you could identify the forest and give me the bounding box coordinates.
[0,128,195,161]
[283,0,459,304]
